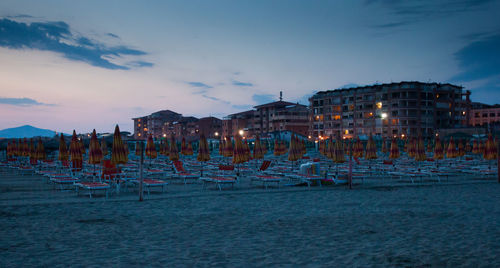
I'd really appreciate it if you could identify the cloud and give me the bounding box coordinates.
[127,61,154,68]
[187,81,213,88]
[252,94,275,105]
[232,104,253,110]
[232,80,253,87]
[340,83,361,89]
[201,94,230,104]
[452,34,500,82]
[106,33,120,39]
[0,97,55,106]
[0,18,152,70]
[366,0,496,29]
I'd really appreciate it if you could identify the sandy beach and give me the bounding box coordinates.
[0,170,499,267]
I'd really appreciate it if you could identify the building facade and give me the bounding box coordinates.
[470,104,500,127]
[222,100,310,138]
[133,110,222,140]
[309,82,471,139]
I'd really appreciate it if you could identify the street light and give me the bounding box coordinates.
[239,129,244,136]
[381,113,388,119]
[214,132,219,137]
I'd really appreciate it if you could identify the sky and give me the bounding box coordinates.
[1,0,500,134]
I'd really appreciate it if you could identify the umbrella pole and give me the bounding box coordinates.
[139,142,144,202]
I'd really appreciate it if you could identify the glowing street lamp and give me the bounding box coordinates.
[214,132,219,137]
[239,129,244,136]
[381,113,388,119]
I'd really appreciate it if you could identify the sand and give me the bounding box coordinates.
[0,169,499,267]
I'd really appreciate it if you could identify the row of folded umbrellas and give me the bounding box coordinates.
[5,126,498,169]
[318,133,498,162]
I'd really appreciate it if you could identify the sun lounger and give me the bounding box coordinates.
[50,176,80,190]
[200,176,237,191]
[132,179,168,195]
[251,175,281,189]
[75,182,110,198]
[173,161,199,184]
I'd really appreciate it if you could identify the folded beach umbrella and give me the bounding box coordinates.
[101,138,108,158]
[457,139,465,157]
[354,137,363,158]
[6,141,12,158]
[472,139,479,154]
[111,125,128,165]
[327,136,335,159]
[70,130,83,170]
[288,134,300,162]
[433,135,444,160]
[169,136,179,161]
[365,134,377,160]
[426,139,433,153]
[389,138,400,159]
[186,141,194,156]
[243,140,251,162]
[253,135,264,160]
[484,133,497,160]
[381,138,388,154]
[88,129,103,165]
[197,134,210,162]
[22,138,29,157]
[333,134,345,163]
[408,137,417,158]
[135,141,142,156]
[479,140,485,157]
[58,133,69,162]
[36,137,46,162]
[15,139,21,157]
[232,135,245,164]
[224,137,234,157]
[29,138,37,165]
[273,139,280,156]
[181,137,188,156]
[218,137,224,156]
[465,139,471,153]
[446,137,457,159]
[145,134,158,159]
[79,137,86,156]
[415,135,427,162]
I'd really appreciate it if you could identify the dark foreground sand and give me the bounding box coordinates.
[0,172,499,267]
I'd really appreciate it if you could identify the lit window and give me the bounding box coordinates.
[376,102,382,109]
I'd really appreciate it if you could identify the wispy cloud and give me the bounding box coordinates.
[452,34,500,82]
[366,0,496,29]
[201,94,230,104]
[252,94,275,104]
[187,81,213,88]
[0,17,153,70]
[0,97,55,107]
[232,80,253,87]
[232,104,252,110]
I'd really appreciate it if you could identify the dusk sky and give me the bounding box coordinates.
[1,0,500,134]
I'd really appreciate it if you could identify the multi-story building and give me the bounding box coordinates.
[222,99,310,138]
[222,110,254,137]
[132,110,183,139]
[309,82,471,139]
[470,103,500,127]
[197,116,223,139]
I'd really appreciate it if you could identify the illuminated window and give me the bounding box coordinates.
[144,128,148,131]
[138,124,141,127]
[345,130,349,134]
[333,115,341,120]
[376,102,382,109]
[138,133,141,137]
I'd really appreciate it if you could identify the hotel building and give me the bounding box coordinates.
[309,82,471,139]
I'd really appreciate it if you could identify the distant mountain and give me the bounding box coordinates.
[0,125,57,138]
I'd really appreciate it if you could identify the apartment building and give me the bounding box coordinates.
[309,82,471,139]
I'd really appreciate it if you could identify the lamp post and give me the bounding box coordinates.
[138,140,145,202]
